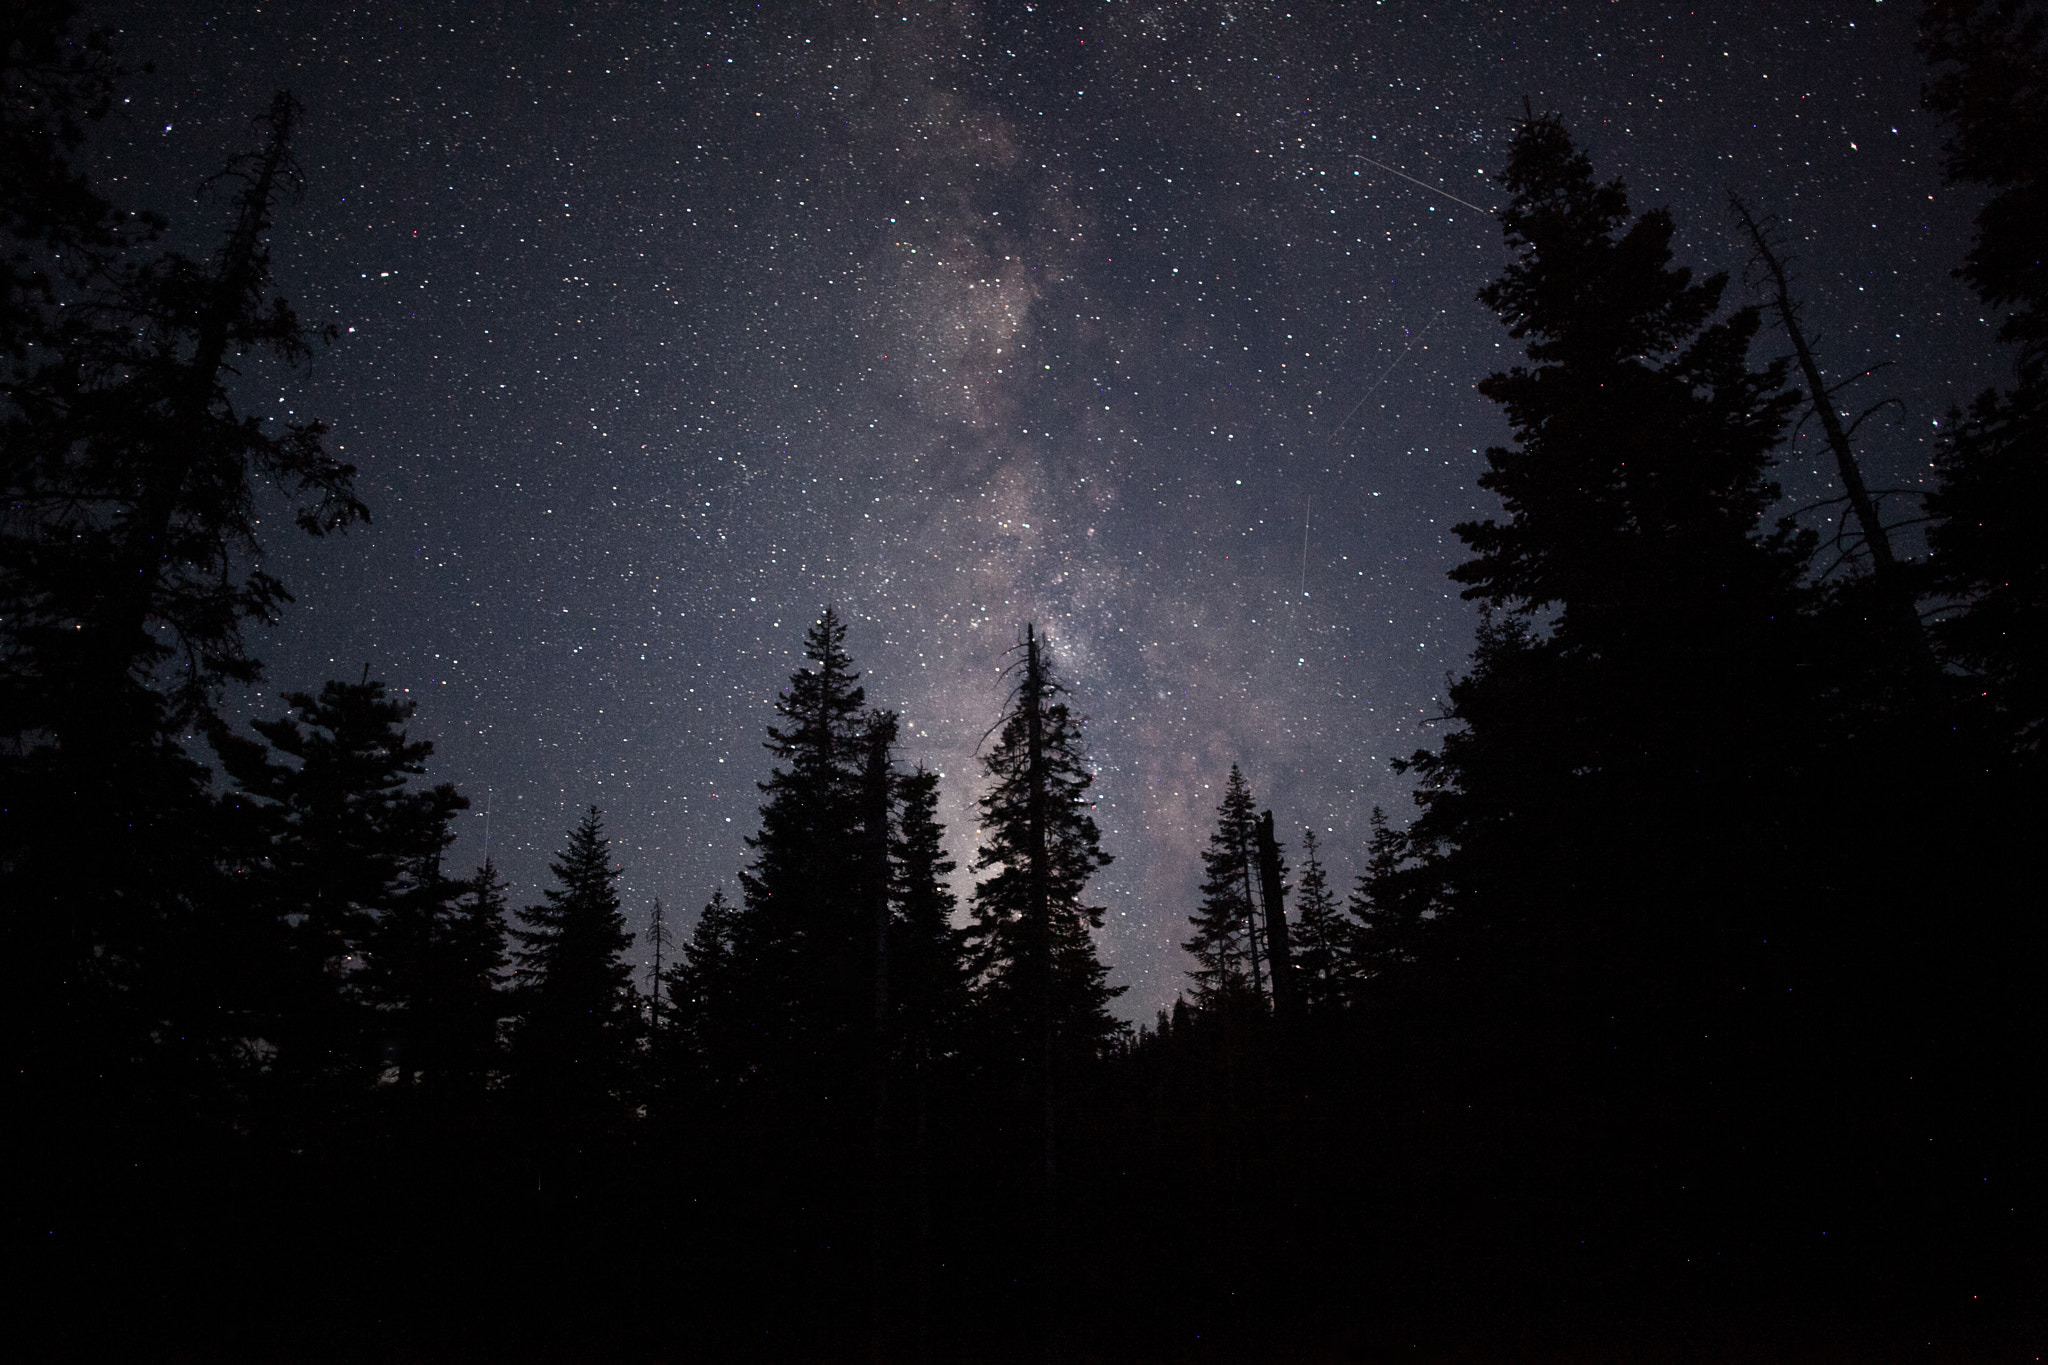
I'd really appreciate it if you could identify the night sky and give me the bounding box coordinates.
[91,1,1992,1021]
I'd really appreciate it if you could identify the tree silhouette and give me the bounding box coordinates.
[214,676,466,1098]
[965,623,1120,1356]
[967,625,1122,1068]
[510,808,638,1116]
[1184,765,1263,1008]
[662,886,744,1098]
[1397,112,1812,1092]
[3,74,364,1120]
[890,765,969,1062]
[1288,827,1348,1013]
[1921,0,2048,754]
[730,607,871,1098]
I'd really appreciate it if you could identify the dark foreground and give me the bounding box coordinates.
[22,1009,2040,1364]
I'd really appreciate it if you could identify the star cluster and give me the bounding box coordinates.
[95,1,1990,1018]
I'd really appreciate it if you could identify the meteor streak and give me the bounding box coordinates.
[1353,155,1496,215]
[1331,311,1441,441]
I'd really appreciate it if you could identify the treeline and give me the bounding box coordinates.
[7,2,2044,1359]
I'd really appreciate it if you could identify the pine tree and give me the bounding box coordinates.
[1346,806,1420,988]
[1,89,364,750]
[1184,766,1262,1009]
[1,65,362,1117]
[1289,828,1348,1014]
[662,887,745,1096]
[215,676,467,1095]
[966,625,1122,1070]
[365,855,510,1100]
[965,625,1119,1359]
[436,860,511,1095]
[891,765,969,1060]
[1396,112,1812,1083]
[510,808,638,1114]
[860,709,901,1055]
[730,608,872,1096]
[1920,0,2048,754]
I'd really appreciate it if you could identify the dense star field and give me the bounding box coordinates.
[93,0,1990,1018]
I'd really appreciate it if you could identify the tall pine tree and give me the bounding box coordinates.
[890,765,969,1064]
[510,808,638,1115]
[1399,112,1810,1088]
[1288,827,1349,1014]
[215,676,467,1099]
[1921,0,2048,755]
[2,67,363,1120]
[966,625,1121,1072]
[1183,765,1263,1009]
[729,607,875,1100]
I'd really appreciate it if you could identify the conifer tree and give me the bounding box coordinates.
[1184,765,1262,1008]
[891,765,968,1060]
[215,676,466,1094]
[1920,0,2048,754]
[1289,828,1349,1013]
[966,625,1119,1358]
[731,608,872,1095]
[1346,806,1420,988]
[662,886,745,1095]
[860,709,901,1054]
[510,808,638,1113]
[434,860,511,1095]
[1398,112,1811,1075]
[966,625,1122,1068]
[1,64,363,1113]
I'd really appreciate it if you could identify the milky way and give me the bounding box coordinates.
[97,1,1991,1019]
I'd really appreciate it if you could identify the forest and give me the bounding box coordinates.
[5,2,2042,1360]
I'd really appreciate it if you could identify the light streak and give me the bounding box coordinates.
[1352,155,1497,215]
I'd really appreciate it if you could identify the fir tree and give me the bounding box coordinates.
[215,676,466,1094]
[1397,113,1812,1082]
[1289,827,1348,1013]
[965,625,1120,1359]
[1184,765,1262,1009]
[966,624,1122,1070]
[510,808,638,1113]
[662,886,745,1096]
[891,765,968,1060]
[1346,806,1419,988]
[730,607,872,1096]
[2,67,362,1116]
[436,860,511,1095]
[1921,0,2048,754]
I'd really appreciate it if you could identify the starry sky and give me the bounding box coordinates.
[90,0,1993,1020]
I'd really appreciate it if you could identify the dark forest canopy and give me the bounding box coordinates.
[5,4,2041,1359]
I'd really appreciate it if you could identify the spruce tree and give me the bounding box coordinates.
[1184,765,1262,1009]
[1,61,362,1117]
[1289,827,1348,1014]
[435,860,511,1096]
[215,676,467,1096]
[730,608,872,1097]
[965,625,1119,1358]
[891,765,968,1060]
[1399,112,1810,1082]
[368,856,508,1100]
[662,886,745,1097]
[1921,0,2048,754]
[1346,806,1420,989]
[966,625,1121,1070]
[510,808,638,1114]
